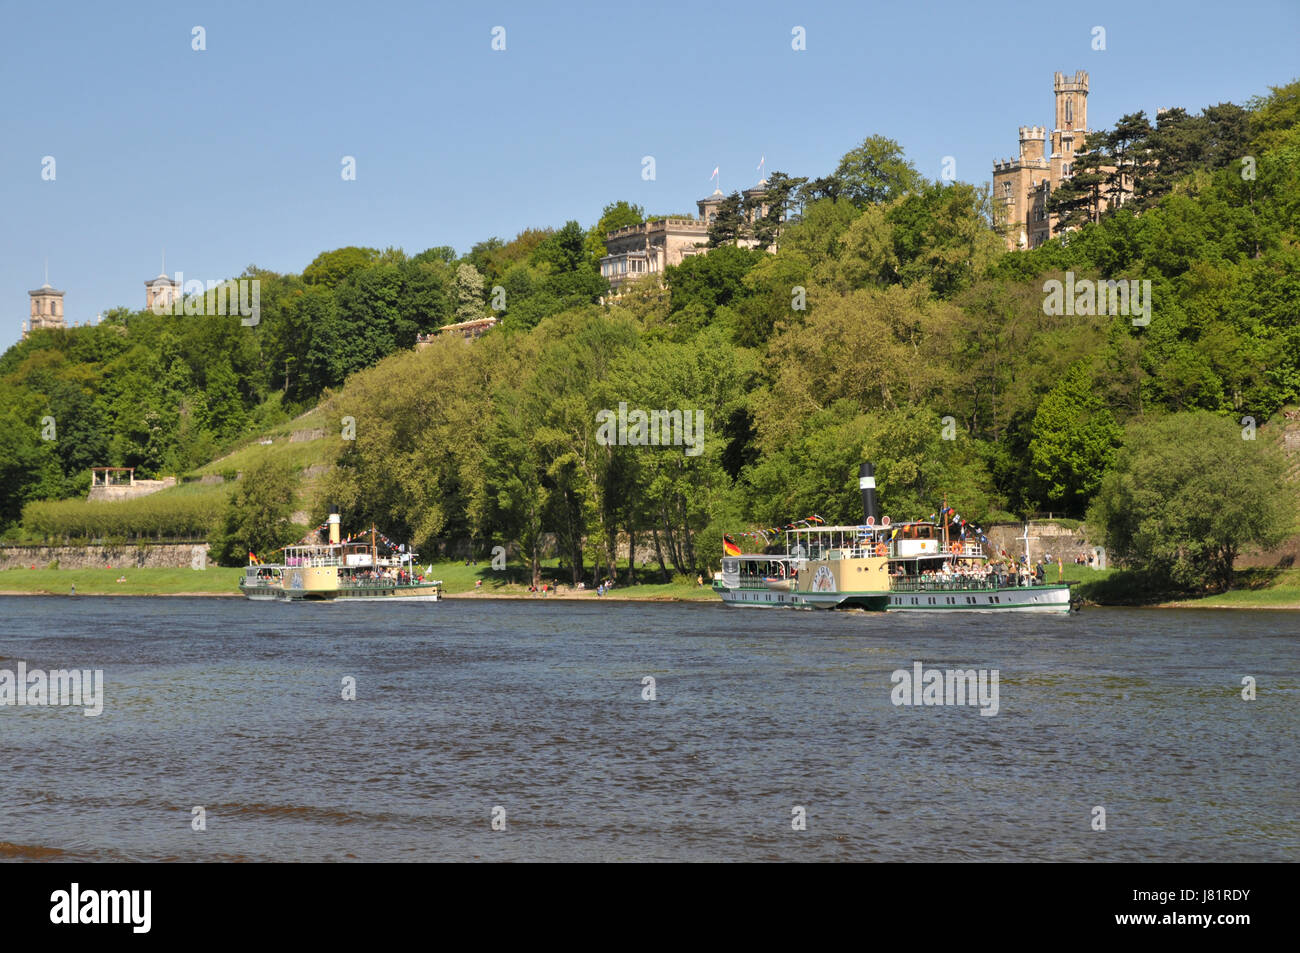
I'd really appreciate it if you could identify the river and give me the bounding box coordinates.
[0,597,1294,861]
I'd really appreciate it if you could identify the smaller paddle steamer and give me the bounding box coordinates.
[238,509,442,602]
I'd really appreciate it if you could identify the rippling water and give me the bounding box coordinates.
[0,596,1295,861]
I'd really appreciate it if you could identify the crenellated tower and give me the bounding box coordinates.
[993,70,1102,251]
[1050,70,1090,179]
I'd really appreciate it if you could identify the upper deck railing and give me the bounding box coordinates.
[889,571,1051,592]
[804,541,986,561]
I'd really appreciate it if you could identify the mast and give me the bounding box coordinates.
[1016,523,1037,566]
[942,494,949,555]
[371,525,377,570]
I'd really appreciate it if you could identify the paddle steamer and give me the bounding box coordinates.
[238,509,442,602]
[714,465,1072,613]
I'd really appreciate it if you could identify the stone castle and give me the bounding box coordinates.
[991,70,1130,250]
[600,182,774,293]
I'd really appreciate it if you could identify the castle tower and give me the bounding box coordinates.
[27,281,66,335]
[145,272,180,312]
[741,178,771,223]
[1018,126,1046,163]
[696,188,726,225]
[1051,70,1089,174]
[993,70,1094,251]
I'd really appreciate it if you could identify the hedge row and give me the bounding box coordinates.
[22,493,226,540]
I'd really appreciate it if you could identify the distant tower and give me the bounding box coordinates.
[1051,70,1090,177]
[992,69,1095,251]
[696,188,726,225]
[741,177,771,224]
[145,272,180,312]
[27,274,66,336]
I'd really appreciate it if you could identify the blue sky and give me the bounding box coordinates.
[2,0,1296,350]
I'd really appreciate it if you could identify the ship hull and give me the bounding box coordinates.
[715,583,1071,613]
[239,578,443,602]
[240,588,443,602]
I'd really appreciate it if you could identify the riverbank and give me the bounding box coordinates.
[3,563,1299,607]
[0,566,244,596]
[1064,564,1300,609]
[0,564,714,601]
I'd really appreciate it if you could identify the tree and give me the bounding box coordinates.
[1027,361,1122,514]
[1048,130,1108,228]
[1249,78,1300,154]
[1104,111,1154,211]
[412,246,457,266]
[706,192,745,247]
[454,263,486,323]
[749,171,807,250]
[831,135,923,207]
[1086,411,1294,590]
[302,247,380,289]
[531,221,588,274]
[212,457,299,565]
[666,245,763,321]
[887,182,1003,297]
[585,200,645,267]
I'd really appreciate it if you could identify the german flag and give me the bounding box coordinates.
[249,552,261,565]
[723,535,742,556]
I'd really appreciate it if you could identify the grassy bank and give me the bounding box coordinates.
[0,561,714,601]
[5,561,1296,607]
[1062,563,1300,609]
[0,566,244,596]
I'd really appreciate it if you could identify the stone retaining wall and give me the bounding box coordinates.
[0,543,208,570]
[984,522,1105,566]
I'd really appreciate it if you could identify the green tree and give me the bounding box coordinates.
[584,200,645,267]
[1027,361,1121,514]
[1048,130,1108,228]
[1249,78,1300,154]
[1104,111,1154,210]
[454,263,487,323]
[302,247,381,289]
[213,457,299,565]
[706,192,746,247]
[749,171,806,250]
[1086,411,1293,590]
[831,135,923,207]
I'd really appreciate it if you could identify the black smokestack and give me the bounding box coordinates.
[859,463,879,524]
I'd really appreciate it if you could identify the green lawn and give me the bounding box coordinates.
[0,566,244,595]
[1163,568,1300,608]
[4,559,1296,607]
[1058,562,1300,608]
[422,559,712,599]
[0,561,714,601]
